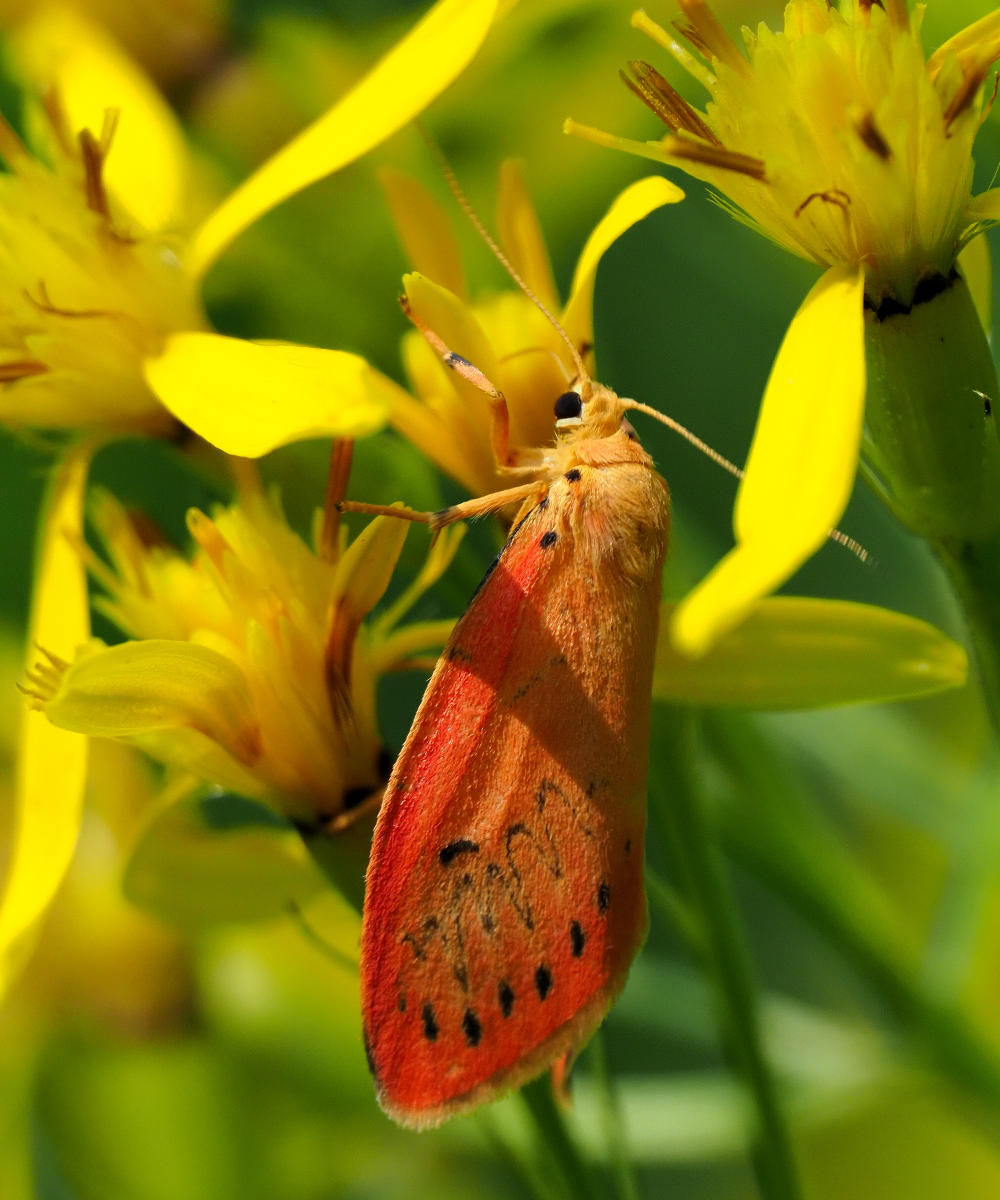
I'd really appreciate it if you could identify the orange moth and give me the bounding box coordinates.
[343,174,701,1128]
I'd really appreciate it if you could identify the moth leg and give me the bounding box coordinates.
[336,502,431,524]
[431,481,547,529]
[324,786,385,835]
[400,295,534,475]
[338,481,547,532]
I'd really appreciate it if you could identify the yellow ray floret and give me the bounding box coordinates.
[0,443,92,996]
[673,268,867,656]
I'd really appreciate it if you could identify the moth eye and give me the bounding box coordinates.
[554,391,583,420]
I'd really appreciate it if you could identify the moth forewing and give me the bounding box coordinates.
[360,404,670,1127]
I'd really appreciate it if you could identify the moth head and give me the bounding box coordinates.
[554,380,628,441]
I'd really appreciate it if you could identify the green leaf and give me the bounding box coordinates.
[655,598,967,710]
[123,791,324,928]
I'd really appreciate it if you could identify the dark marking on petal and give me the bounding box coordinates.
[625,838,632,855]
[535,964,553,1000]
[565,468,581,482]
[447,644,474,664]
[422,1002,439,1041]
[445,352,473,368]
[598,881,611,913]
[540,530,558,549]
[570,921,586,957]
[397,993,406,1013]
[462,1008,483,1047]
[499,980,515,1017]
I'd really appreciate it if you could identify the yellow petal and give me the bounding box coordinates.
[0,443,92,996]
[964,189,1000,225]
[674,268,866,656]
[655,598,967,709]
[927,11,1000,81]
[959,232,993,338]
[187,0,501,278]
[497,158,559,312]
[42,639,262,766]
[404,271,499,377]
[372,619,455,673]
[379,167,466,299]
[9,6,187,231]
[143,334,389,457]
[562,175,685,351]
[333,515,410,622]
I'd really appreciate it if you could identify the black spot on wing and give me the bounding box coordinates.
[598,881,611,913]
[422,1002,439,1041]
[535,964,553,1000]
[498,980,515,1017]
[439,838,480,866]
[565,468,581,482]
[461,497,549,612]
[570,921,586,957]
[462,1008,483,1047]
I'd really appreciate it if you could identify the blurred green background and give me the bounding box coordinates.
[4,0,1000,1198]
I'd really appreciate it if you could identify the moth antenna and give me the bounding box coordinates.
[621,398,874,568]
[621,398,744,480]
[417,123,590,384]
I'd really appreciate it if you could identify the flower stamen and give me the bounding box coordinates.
[675,0,750,78]
[320,439,355,564]
[24,281,119,322]
[21,645,69,708]
[945,68,992,131]
[0,360,47,382]
[662,134,766,181]
[795,190,852,219]
[78,129,111,219]
[622,61,723,145]
[855,114,893,161]
[631,9,716,89]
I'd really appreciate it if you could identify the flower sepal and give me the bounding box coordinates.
[863,272,1000,542]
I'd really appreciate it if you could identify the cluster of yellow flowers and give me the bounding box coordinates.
[0,0,998,1102]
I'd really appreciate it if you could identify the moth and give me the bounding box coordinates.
[340,171,693,1125]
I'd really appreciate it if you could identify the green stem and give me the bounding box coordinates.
[935,532,1000,740]
[589,1029,641,1200]
[709,712,1000,1136]
[521,1076,603,1200]
[648,707,803,1200]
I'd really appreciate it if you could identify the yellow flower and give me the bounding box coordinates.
[0,0,506,998]
[377,160,683,497]
[26,459,462,827]
[567,0,1000,654]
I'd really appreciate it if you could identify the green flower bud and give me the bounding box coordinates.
[862,273,1000,542]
